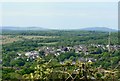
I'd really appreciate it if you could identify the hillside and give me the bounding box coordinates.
[1,26,48,31]
[80,27,117,32]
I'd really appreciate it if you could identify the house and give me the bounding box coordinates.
[25,52,31,57]
[17,52,22,56]
[25,51,39,59]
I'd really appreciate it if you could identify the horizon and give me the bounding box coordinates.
[1,26,118,31]
[2,2,118,30]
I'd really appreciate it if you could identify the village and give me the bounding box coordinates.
[15,44,120,63]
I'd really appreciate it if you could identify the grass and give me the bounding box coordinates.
[1,35,58,44]
[1,35,22,44]
[38,42,58,45]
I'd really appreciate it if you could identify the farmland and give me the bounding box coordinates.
[2,35,57,44]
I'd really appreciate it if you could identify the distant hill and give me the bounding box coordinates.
[80,27,117,32]
[1,26,49,31]
[1,26,117,32]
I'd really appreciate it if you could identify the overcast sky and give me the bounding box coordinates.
[2,2,118,29]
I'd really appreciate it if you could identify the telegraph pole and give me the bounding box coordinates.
[108,31,111,52]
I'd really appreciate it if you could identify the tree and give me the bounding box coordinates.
[10,58,25,67]
[22,57,53,80]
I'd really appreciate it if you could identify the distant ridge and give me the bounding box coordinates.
[80,27,117,32]
[1,26,49,31]
[1,26,117,32]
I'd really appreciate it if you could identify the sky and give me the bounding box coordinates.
[1,2,118,29]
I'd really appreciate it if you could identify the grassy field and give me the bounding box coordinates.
[38,42,58,45]
[22,35,56,39]
[1,35,57,44]
[2,35,22,44]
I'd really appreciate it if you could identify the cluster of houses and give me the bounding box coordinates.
[91,44,120,51]
[25,51,39,60]
[37,44,120,57]
[15,51,39,61]
[38,46,71,56]
[15,44,120,62]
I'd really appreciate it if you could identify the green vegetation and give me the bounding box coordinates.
[1,30,120,80]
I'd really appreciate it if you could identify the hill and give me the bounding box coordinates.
[1,26,117,32]
[1,26,49,31]
[80,27,117,32]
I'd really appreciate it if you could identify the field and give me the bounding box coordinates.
[2,35,57,44]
